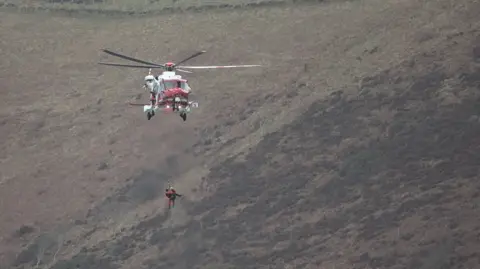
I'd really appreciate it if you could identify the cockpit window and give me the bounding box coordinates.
[163,80,186,89]
[163,81,175,89]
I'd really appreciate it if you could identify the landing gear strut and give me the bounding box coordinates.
[172,96,182,112]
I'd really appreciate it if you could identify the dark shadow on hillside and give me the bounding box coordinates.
[163,43,480,268]
[19,31,480,269]
[11,169,172,269]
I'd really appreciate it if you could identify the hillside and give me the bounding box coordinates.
[1,0,480,268]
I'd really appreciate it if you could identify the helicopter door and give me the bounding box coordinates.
[183,82,191,93]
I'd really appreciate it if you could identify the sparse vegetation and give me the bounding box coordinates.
[15,225,35,237]
[1,0,480,268]
[0,0,316,15]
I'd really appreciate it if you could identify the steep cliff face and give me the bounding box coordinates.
[1,0,480,268]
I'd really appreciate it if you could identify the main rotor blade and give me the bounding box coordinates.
[102,49,164,67]
[176,50,207,66]
[98,62,162,69]
[177,68,194,74]
[179,64,262,69]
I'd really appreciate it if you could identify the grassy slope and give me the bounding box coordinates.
[1,0,480,268]
[0,0,308,15]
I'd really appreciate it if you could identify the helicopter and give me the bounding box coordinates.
[98,49,262,121]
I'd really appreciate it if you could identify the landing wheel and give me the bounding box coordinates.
[147,110,155,120]
[180,113,187,121]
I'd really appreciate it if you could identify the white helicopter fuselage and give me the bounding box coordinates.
[144,70,192,94]
[159,71,180,80]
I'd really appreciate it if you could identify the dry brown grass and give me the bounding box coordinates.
[0,0,306,15]
[1,0,480,268]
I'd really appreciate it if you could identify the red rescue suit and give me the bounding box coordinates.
[165,188,182,208]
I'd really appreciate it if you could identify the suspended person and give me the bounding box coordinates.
[165,186,182,209]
